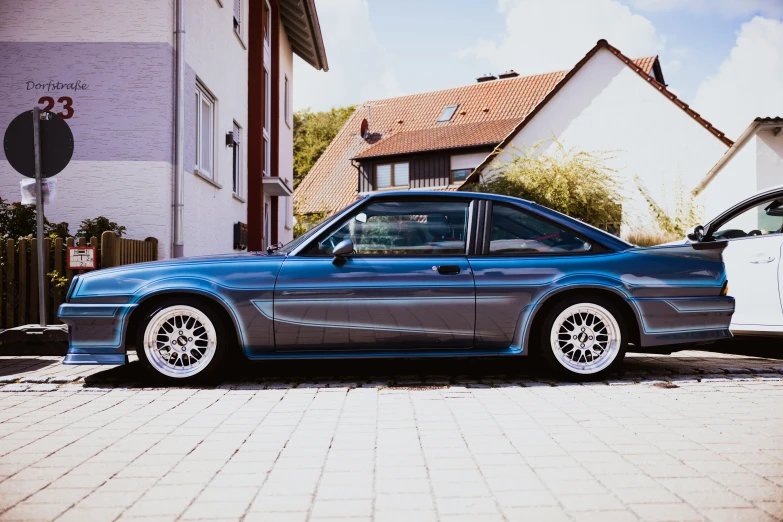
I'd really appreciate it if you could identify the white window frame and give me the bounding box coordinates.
[233,0,242,37]
[232,121,243,197]
[195,82,216,180]
[374,162,410,190]
[284,75,291,128]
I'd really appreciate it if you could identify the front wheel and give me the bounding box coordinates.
[136,298,229,382]
[539,296,626,379]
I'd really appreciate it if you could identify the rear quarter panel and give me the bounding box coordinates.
[469,247,731,352]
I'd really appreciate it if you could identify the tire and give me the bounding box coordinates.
[538,295,627,379]
[135,297,230,383]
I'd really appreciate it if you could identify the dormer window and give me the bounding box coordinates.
[437,105,459,123]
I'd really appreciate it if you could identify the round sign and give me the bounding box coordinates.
[3,110,74,178]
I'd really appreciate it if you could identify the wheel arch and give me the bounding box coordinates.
[523,285,642,353]
[125,290,243,354]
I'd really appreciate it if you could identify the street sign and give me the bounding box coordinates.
[3,110,74,178]
[3,109,75,327]
[67,247,96,270]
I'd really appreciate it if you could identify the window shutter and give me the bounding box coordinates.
[394,163,409,186]
[376,165,391,188]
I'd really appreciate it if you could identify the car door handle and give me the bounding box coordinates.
[437,265,461,275]
[749,255,775,264]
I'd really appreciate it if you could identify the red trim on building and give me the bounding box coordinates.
[270,0,281,241]
[246,0,266,251]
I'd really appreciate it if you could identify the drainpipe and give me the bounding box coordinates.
[172,0,186,257]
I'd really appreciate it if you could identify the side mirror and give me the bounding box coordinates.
[687,225,705,242]
[332,239,354,263]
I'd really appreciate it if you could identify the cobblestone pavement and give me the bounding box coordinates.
[1,346,783,521]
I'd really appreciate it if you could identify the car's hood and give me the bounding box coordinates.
[68,251,286,301]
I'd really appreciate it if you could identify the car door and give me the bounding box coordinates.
[469,200,599,351]
[706,195,783,331]
[273,197,476,352]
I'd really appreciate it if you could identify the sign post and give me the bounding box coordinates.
[3,109,74,329]
[32,107,47,326]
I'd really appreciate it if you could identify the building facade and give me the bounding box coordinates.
[0,0,327,258]
[296,40,731,238]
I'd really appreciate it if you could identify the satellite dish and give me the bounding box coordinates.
[359,118,369,140]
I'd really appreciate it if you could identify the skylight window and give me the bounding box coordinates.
[437,104,459,122]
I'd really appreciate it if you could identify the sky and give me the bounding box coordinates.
[293,0,783,141]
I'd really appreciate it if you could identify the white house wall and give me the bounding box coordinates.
[184,0,249,256]
[483,48,729,236]
[0,0,257,259]
[0,1,175,258]
[758,129,783,191]
[277,23,295,244]
[698,139,756,224]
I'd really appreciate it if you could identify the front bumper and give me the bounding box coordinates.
[58,303,137,365]
[629,296,735,347]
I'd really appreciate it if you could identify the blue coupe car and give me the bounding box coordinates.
[58,192,734,380]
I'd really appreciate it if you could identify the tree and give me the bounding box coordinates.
[468,139,622,230]
[293,105,356,188]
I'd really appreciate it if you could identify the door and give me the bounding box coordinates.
[708,196,783,330]
[273,198,476,351]
[470,202,598,350]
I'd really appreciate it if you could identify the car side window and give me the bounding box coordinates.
[489,204,591,254]
[309,200,470,256]
[713,198,783,240]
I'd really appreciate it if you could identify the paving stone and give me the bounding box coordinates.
[0,350,780,521]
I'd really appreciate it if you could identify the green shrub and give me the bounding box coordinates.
[468,138,622,231]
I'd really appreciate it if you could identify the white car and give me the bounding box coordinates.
[687,186,783,336]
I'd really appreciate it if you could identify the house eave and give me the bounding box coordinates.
[280,0,328,71]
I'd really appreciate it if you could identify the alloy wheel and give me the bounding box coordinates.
[549,302,621,375]
[143,305,217,378]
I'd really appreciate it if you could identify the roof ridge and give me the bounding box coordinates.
[351,55,658,109]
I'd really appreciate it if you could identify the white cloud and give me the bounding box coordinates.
[459,0,665,76]
[293,0,401,111]
[693,16,783,139]
[627,0,783,19]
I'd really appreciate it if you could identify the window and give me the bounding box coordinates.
[489,204,591,254]
[263,0,271,44]
[437,105,459,122]
[712,198,783,240]
[263,66,271,176]
[375,162,409,189]
[451,169,471,183]
[284,75,291,127]
[312,200,469,256]
[232,122,242,195]
[233,0,241,36]
[195,83,215,179]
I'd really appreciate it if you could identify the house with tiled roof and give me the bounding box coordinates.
[295,40,732,235]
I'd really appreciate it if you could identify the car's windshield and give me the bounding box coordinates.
[276,212,341,254]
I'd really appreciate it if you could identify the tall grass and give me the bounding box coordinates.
[625,230,681,247]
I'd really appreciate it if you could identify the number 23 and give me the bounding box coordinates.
[38,96,74,119]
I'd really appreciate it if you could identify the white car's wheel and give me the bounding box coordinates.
[136,298,228,382]
[539,296,627,379]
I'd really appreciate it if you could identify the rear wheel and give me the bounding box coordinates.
[539,295,626,379]
[136,298,229,382]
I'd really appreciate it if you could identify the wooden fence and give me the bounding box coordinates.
[0,232,158,328]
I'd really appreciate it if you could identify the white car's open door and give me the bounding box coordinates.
[702,188,783,334]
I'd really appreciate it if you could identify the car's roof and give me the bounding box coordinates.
[364,191,632,252]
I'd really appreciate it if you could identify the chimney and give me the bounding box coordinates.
[498,70,519,79]
[476,73,497,83]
